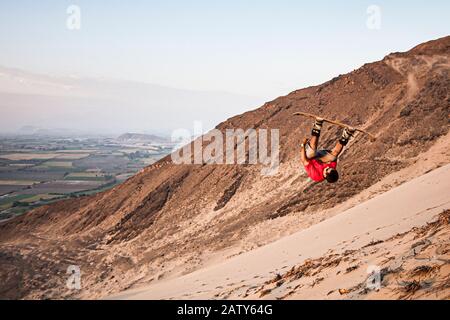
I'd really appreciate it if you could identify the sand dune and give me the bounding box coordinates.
[1,36,449,300]
[111,164,450,299]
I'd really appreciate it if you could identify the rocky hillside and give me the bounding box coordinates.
[0,36,449,299]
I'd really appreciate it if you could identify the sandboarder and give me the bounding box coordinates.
[300,118,355,183]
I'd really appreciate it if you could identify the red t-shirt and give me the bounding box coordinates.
[304,159,337,182]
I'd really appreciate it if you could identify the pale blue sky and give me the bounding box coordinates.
[0,0,449,99]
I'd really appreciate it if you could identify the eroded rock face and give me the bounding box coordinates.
[1,36,449,299]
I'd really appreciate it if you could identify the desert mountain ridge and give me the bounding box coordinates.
[0,36,449,299]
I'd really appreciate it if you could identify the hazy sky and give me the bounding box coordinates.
[1,0,449,99]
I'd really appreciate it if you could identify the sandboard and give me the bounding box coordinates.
[293,111,376,141]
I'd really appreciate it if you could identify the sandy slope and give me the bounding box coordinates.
[110,164,450,299]
[1,36,448,300]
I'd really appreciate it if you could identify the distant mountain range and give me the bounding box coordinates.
[117,133,169,143]
[0,66,264,135]
[16,125,81,136]
[13,126,169,141]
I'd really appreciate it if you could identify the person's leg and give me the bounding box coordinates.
[309,135,319,151]
[331,127,356,158]
[304,142,316,159]
[304,118,324,159]
[330,141,344,158]
[309,118,323,150]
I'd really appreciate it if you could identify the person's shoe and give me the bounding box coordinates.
[311,117,324,137]
[339,127,356,145]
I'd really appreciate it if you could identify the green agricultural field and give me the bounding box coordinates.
[54,149,99,153]
[64,172,109,181]
[65,172,101,178]
[55,153,90,160]
[39,161,73,168]
[118,149,142,154]
[8,163,35,168]
[20,194,63,203]
[71,179,119,196]
[0,153,60,161]
[0,206,32,220]
[0,180,38,186]
[0,202,12,210]
[0,135,172,220]
[0,194,35,206]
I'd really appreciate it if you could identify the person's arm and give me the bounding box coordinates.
[300,138,310,166]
